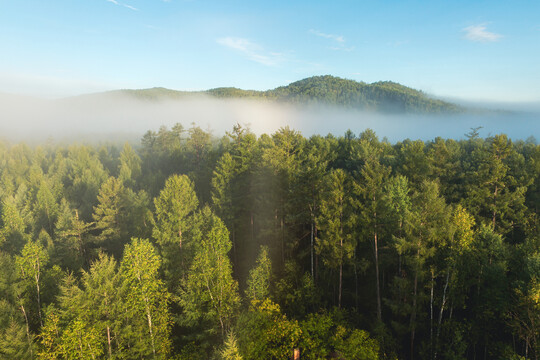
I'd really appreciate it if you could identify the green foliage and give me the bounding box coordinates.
[237,299,302,360]
[0,127,538,360]
[0,300,34,360]
[219,331,243,360]
[246,246,272,302]
[121,238,172,359]
[274,262,320,318]
[92,176,132,258]
[152,174,199,288]
[316,168,355,308]
[118,142,142,189]
[179,207,240,339]
[152,174,198,247]
[334,327,380,360]
[54,200,93,270]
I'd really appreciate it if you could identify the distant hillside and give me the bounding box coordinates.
[112,75,463,114]
[263,76,462,113]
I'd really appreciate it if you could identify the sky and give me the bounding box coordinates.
[1,0,540,102]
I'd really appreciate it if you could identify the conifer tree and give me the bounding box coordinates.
[118,142,142,189]
[179,207,240,338]
[316,169,355,308]
[246,246,272,302]
[152,174,198,286]
[353,133,391,321]
[92,177,129,258]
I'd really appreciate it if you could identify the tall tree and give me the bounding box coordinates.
[118,142,142,189]
[54,200,94,271]
[466,134,527,234]
[92,177,130,258]
[353,132,391,321]
[16,241,49,327]
[393,180,448,359]
[121,238,172,359]
[152,174,199,287]
[179,207,240,339]
[80,253,123,360]
[246,246,272,302]
[316,169,355,308]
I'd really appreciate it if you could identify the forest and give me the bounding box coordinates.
[118,75,463,114]
[0,123,538,360]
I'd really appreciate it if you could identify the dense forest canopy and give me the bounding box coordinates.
[115,75,463,114]
[0,123,538,359]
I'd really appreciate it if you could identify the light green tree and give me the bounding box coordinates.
[152,174,198,286]
[246,246,272,302]
[92,176,130,257]
[118,142,142,189]
[120,238,171,359]
[179,207,240,338]
[16,241,49,327]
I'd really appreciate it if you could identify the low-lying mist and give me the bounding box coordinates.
[0,92,538,144]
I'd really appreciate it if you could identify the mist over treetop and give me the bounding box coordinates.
[0,75,537,144]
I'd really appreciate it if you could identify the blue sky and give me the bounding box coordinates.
[1,0,539,101]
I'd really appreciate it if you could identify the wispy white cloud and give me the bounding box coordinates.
[217,37,285,66]
[105,0,139,11]
[310,29,345,43]
[123,4,139,11]
[463,24,502,42]
[309,29,354,51]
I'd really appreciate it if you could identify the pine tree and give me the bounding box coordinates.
[92,177,129,258]
[152,174,198,287]
[220,330,243,360]
[179,207,240,339]
[246,246,272,302]
[353,133,391,321]
[316,169,355,308]
[118,142,142,189]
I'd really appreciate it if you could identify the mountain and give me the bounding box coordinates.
[112,75,463,114]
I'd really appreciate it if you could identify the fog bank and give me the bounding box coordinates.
[0,92,538,143]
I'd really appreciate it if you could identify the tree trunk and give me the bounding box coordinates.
[232,223,237,268]
[315,224,319,283]
[35,267,42,327]
[145,299,156,359]
[492,185,498,229]
[354,256,359,309]
[435,267,451,360]
[20,303,33,359]
[311,219,314,279]
[281,216,285,265]
[410,247,420,360]
[251,212,254,245]
[107,326,112,360]
[374,231,382,322]
[430,270,434,360]
[339,237,343,309]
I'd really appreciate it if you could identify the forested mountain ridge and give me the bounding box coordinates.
[0,123,538,360]
[109,75,463,114]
